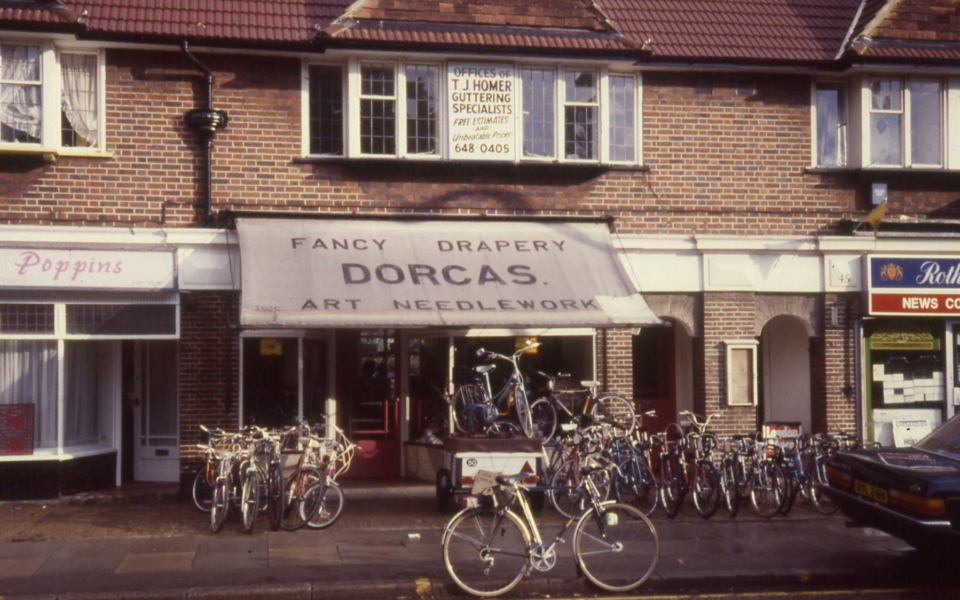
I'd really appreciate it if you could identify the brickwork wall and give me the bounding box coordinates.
[701,293,759,436]
[178,291,239,473]
[3,53,958,232]
[598,328,634,398]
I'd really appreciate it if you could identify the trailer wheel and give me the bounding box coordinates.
[437,468,453,512]
[529,490,545,511]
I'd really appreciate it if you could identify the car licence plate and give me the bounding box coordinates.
[854,479,888,504]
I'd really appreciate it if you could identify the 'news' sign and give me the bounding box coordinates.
[867,256,960,316]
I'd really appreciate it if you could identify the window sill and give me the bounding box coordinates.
[0,446,115,462]
[0,146,113,163]
[294,155,649,172]
[806,166,960,178]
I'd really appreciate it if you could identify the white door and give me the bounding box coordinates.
[133,341,179,482]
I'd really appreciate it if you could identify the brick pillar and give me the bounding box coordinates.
[702,292,758,436]
[821,293,858,433]
[601,328,635,398]
[178,291,240,481]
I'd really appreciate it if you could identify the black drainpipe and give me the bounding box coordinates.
[181,41,228,226]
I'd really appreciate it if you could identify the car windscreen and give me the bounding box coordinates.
[916,414,960,460]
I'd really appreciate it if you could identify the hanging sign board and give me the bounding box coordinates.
[0,404,35,456]
[447,62,516,161]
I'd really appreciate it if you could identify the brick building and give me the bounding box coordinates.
[2,0,960,498]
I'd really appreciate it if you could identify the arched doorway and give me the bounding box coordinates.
[632,319,694,434]
[760,315,812,433]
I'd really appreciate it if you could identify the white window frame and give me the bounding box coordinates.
[0,38,105,156]
[725,340,759,407]
[303,57,642,166]
[862,76,945,169]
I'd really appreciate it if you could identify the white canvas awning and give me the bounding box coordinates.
[236,218,661,329]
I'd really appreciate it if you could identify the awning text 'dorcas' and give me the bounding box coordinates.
[236,219,660,329]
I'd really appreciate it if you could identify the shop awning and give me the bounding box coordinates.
[236,218,661,329]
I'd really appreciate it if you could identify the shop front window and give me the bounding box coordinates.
[0,339,58,450]
[242,337,300,427]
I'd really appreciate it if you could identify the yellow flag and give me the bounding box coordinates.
[866,201,886,234]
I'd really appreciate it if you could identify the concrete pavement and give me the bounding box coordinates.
[0,482,955,599]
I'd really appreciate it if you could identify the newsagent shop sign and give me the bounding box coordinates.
[867,255,960,316]
[236,219,661,328]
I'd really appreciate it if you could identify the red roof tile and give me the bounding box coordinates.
[866,0,960,42]
[602,0,863,62]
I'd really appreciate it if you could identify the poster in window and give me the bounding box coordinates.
[0,404,35,456]
[447,62,517,162]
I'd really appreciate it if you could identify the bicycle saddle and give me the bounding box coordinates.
[474,364,495,374]
[496,472,529,486]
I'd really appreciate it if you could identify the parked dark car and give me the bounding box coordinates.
[824,415,960,551]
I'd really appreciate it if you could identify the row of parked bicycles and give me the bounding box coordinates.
[190,420,356,533]
[542,408,870,521]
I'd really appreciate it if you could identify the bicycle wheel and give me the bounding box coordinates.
[779,464,800,516]
[719,459,740,517]
[529,398,557,441]
[514,388,534,439]
[574,502,659,593]
[192,467,215,513]
[750,461,786,518]
[590,395,636,436]
[281,468,324,531]
[241,470,260,534]
[548,458,585,518]
[614,458,658,517]
[267,463,283,530]
[658,454,683,518]
[485,420,522,438]
[442,507,531,597]
[308,482,345,529]
[810,479,839,515]
[692,461,719,518]
[210,477,230,533]
[453,384,488,435]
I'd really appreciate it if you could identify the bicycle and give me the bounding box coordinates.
[653,423,686,518]
[280,423,326,531]
[442,461,659,597]
[532,375,637,442]
[307,422,357,529]
[608,414,659,516]
[451,342,540,438]
[679,411,721,518]
[749,438,787,518]
[192,424,228,513]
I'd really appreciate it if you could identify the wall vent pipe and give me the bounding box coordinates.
[181,41,228,225]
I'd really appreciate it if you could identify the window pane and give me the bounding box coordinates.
[565,70,597,104]
[61,53,98,148]
[870,113,902,166]
[360,64,396,155]
[521,68,554,158]
[564,70,597,160]
[0,304,54,333]
[66,304,176,335]
[308,65,343,156]
[815,83,845,167]
[405,64,438,155]
[1,44,43,143]
[910,80,941,166]
[871,80,901,111]
[0,339,58,450]
[608,75,635,162]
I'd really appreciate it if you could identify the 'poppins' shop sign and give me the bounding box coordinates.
[0,248,176,291]
[866,256,960,316]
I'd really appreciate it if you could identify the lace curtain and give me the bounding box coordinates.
[0,44,42,140]
[0,340,58,450]
[64,341,108,447]
[61,53,99,146]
